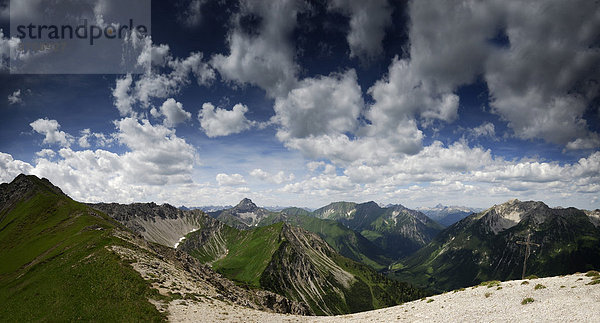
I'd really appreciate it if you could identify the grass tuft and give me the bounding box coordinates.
[534,284,546,290]
[521,281,529,285]
[479,280,501,288]
[521,297,534,305]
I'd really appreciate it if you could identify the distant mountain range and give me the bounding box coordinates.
[416,204,482,227]
[312,202,444,260]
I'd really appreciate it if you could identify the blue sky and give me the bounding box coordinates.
[0,0,599,209]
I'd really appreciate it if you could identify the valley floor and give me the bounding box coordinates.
[168,273,600,322]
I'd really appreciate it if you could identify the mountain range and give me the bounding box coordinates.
[2,174,599,320]
[390,199,600,291]
[91,198,427,315]
[208,199,444,262]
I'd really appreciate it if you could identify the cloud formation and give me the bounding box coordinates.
[408,0,600,149]
[328,0,392,61]
[7,90,21,105]
[30,118,73,147]
[211,0,304,97]
[112,38,214,116]
[198,103,253,137]
[250,168,295,184]
[216,173,246,186]
[151,98,192,127]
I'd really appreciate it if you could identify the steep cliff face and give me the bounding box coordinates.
[313,201,443,259]
[179,222,426,315]
[89,202,209,247]
[391,199,600,292]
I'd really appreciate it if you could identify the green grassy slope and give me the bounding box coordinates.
[181,221,427,315]
[258,212,391,271]
[0,175,165,321]
[213,223,286,286]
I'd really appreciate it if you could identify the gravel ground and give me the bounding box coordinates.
[168,272,600,322]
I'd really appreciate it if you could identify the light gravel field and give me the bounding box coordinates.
[168,272,600,322]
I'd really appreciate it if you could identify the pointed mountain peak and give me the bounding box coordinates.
[388,203,408,211]
[1,174,67,211]
[233,198,258,212]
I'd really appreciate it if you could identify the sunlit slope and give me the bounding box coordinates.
[0,175,165,321]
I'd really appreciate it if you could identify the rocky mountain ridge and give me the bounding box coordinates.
[391,199,600,291]
[89,202,208,247]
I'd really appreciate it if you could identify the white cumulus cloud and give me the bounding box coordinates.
[30,118,73,147]
[211,0,304,98]
[153,98,192,127]
[198,102,253,137]
[7,90,21,105]
[216,173,246,186]
[250,168,295,184]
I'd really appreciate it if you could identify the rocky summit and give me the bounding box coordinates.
[208,198,273,229]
